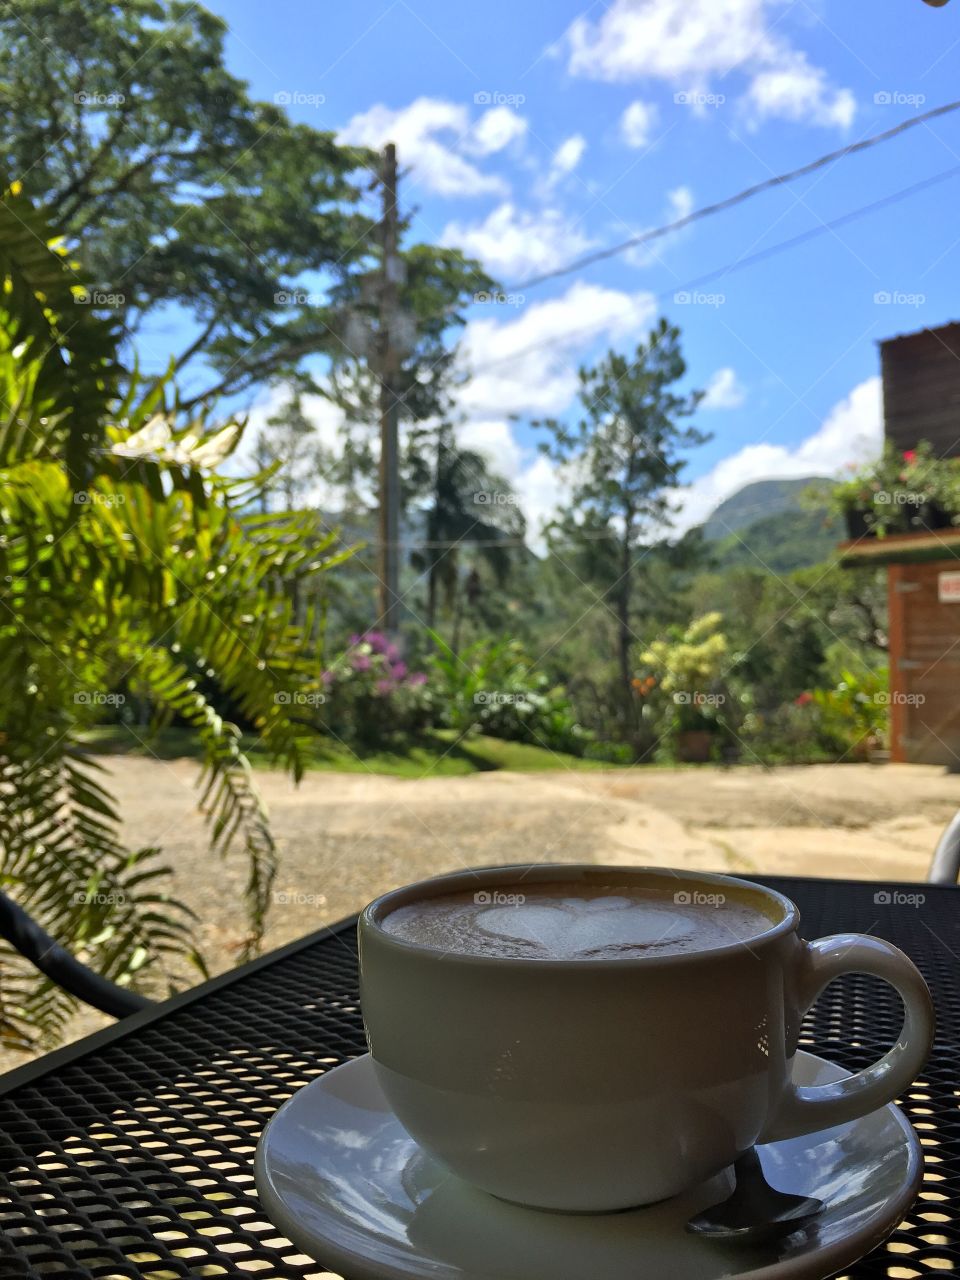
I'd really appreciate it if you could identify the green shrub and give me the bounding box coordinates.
[319,632,434,749]
[428,635,591,756]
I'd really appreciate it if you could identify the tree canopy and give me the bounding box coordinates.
[0,0,488,406]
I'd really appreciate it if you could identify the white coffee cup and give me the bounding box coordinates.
[358,865,934,1212]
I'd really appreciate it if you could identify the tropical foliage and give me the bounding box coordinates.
[0,183,350,1049]
[429,635,591,755]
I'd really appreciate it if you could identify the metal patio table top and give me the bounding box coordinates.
[0,873,958,1279]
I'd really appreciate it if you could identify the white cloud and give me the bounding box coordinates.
[245,319,879,560]
[455,420,570,551]
[245,385,346,454]
[621,99,660,148]
[468,106,528,155]
[460,279,658,419]
[516,453,572,547]
[244,282,659,547]
[453,281,659,547]
[442,202,594,279]
[458,419,525,479]
[551,133,587,177]
[744,59,855,129]
[673,376,882,531]
[242,386,354,508]
[339,97,508,197]
[702,367,746,410]
[564,0,854,130]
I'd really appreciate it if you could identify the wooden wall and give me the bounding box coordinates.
[881,323,960,459]
[888,561,960,766]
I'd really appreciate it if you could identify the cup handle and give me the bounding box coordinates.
[761,933,935,1142]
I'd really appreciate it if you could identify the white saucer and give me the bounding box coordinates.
[254,1051,922,1280]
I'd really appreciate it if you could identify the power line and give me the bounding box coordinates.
[466,161,960,380]
[334,99,960,387]
[317,163,960,554]
[661,161,960,300]
[507,97,960,293]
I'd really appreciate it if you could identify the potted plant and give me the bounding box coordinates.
[828,443,959,539]
[638,613,732,763]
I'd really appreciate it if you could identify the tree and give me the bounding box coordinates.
[0,183,351,1050]
[538,319,708,737]
[0,1,488,404]
[406,422,525,636]
[253,388,322,511]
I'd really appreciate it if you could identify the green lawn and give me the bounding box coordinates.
[79,725,611,777]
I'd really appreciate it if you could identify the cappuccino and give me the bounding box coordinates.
[380,880,771,961]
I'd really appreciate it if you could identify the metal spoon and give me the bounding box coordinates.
[686,1147,823,1243]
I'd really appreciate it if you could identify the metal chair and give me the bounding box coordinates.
[0,889,153,1019]
[928,810,960,884]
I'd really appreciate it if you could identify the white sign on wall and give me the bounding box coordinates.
[938,571,960,602]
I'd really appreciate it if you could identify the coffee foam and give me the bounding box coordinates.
[380,881,771,961]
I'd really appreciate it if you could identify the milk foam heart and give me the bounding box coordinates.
[381,881,771,960]
[477,899,695,958]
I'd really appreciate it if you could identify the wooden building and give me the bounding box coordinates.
[838,322,960,765]
[881,322,960,459]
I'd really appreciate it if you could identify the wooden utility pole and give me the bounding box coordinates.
[378,142,401,633]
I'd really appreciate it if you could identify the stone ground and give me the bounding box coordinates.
[5,757,959,1073]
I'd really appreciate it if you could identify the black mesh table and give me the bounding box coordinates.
[0,874,958,1279]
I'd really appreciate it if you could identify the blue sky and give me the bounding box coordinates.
[182,0,960,530]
